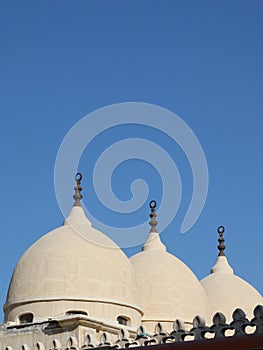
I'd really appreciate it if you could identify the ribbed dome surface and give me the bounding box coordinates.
[201,255,263,321]
[5,206,142,324]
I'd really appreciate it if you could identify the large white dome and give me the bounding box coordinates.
[4,177,142,327]
[201,255,262,322]
[130,202,210,331]
[201,226,262,322]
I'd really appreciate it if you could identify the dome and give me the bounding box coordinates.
[130,201,210,331]
[200,227,263,322]
[4,175,142,327]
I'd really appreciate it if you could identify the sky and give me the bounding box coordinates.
[0,1,263,322]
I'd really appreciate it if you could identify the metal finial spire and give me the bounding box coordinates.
[149,200,158,233]
[143,200,166,252]
[217,226,226,256]
[73,173,83,207]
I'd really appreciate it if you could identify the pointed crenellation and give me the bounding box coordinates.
[73,172,83,207]
[3,304,263,349]
[217,226,226,256]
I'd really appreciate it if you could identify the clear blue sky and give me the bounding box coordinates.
[0,1,263,321]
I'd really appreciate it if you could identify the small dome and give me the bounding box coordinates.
[200,227,263,322]
[4,175,142,327]
[130,202,210,331]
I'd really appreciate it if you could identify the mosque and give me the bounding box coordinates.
[0,173,262,350]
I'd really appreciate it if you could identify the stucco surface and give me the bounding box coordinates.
[201,256,263,321]
[5,207,142,325]
[130,232,210,326]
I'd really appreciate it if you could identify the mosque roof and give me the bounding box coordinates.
[4,174,141,321]
[130,201,210,325]
[201,226,263,321]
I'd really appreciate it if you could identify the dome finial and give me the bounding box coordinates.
[73,173,83,207]
[217,226,226,256]
[149,200,158,233]
[142,200,166,251]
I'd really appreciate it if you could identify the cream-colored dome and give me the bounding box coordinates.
[130,203,210,331]
[5,197,142,326]
[201,255,263,322]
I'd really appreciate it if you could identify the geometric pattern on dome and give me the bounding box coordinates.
[2,176,262,350]
[4,185,141,322]
[130,202,210,323]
